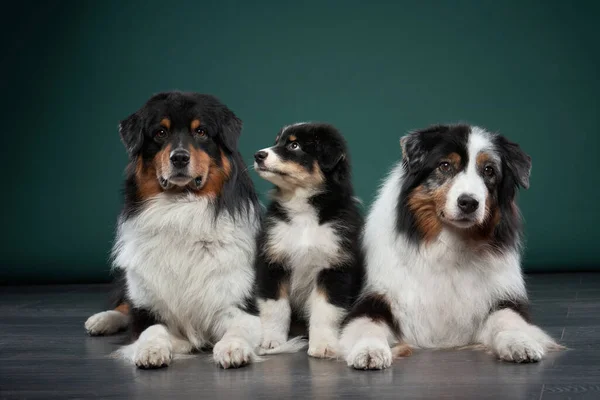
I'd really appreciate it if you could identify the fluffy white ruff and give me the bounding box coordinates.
[112,193,262,368]
[342,153,560,369]
[85,310,129,336]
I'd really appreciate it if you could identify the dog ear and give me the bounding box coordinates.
[498,136,531,189]
[315,127,347,172]
[219,111,242,154]
[119,112,143,158]
[400,132,426,173]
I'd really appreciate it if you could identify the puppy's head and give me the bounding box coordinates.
[253,123,347,191]
[119,92,241,198]
[399,124,531,243]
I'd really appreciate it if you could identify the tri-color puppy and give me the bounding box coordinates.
[253,123,364,358]
[84,91,263,369]
[340,124,562,370]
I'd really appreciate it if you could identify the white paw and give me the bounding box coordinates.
[261,337,285,350]
[85,310,128,336]
[213,338,253,369]
[494,330,545,363]
[308,339,337,358]
[134,340,172,369]
[346,339,392,370]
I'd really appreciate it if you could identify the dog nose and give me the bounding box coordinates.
[254,151,268,162]
[170,150,190,168]
[457,194,479,214]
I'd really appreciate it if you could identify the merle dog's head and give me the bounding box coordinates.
[398,124,531,248]
[253,123,349,192]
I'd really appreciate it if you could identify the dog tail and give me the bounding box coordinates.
[258,336,308,355]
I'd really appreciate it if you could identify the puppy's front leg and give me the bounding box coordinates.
[307,287,345,358]
[478,307,561,363]
[256,259,291,350]
[212,307,261,369]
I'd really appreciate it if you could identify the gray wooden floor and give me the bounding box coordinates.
[1,273,599,400]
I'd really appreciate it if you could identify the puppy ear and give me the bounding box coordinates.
[400,132,426,173]
[219,111,242,154]
[498,136,532,189]
[320,151,346,172]
[119,112,143,158]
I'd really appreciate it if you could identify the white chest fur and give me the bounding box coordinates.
[113,194,258,345]
[265,196,345,313]
[363,164,526,348]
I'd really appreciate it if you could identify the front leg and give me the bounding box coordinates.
[307,287,346,358]
[256,257,291,350]
[478,307,561,363]
[212,306,261,369]
[339,293,399,370]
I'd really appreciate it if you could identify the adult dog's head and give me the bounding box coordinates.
[397,124,531,250]
[119,91,257,216]
[253,123,349,193]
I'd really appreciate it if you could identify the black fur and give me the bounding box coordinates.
[341,294,401,338]
[396,124,530,251]
[119,91,258,220]
[492,298,531,323]
[255,123,364,322]
[130,306,161,340]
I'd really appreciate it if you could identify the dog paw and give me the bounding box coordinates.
[85,310,128,336]
[213,338,253,369]
[308,340,336,358]
[346,339,392,370]
[494,330,545,363]
[134,340,172,369]
[261,336,285,350]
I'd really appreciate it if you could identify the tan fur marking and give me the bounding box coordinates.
[190,148,231,198]
[114,303,130,315]
[447,152,461,169]
[160,118,171,130]
[288,135,297,141]
[279,282,290,299]
[135,154,163,199]
[391,343,413,358]
[476,152,492,169]
[190,119,201,130]
[407,184,446,242]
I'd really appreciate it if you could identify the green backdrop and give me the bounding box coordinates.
[2,1,599,284]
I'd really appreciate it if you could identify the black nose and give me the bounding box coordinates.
[254,151,268,162]
[170,150,190,168]
[457,194,479,214]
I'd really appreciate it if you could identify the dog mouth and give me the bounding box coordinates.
[254,163,288,176]
[439,212,478,228]
[159,174,205,190]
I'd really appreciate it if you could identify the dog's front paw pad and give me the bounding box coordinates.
[347,341,392,370]
[134,341,172,369]
[213,339,252,369]
[495,331,545,363]
[85,310,127,336]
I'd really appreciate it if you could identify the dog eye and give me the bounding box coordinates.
[438,161,452,173]
[288,142,300,150]
[154,129,167,141]
[484,165,495,177]
[194,128,207,138]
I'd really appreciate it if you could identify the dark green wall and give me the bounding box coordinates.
[2,1,599,283]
